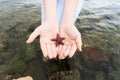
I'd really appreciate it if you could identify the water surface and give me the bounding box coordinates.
[0,0,120,80]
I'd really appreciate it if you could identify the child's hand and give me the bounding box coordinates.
[58,24,82,58]
[26,22,59,59]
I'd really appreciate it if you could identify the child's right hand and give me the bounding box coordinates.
[58,24,82,58]
[26,22,59,59]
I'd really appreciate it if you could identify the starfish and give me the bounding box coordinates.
[51,33,65,47]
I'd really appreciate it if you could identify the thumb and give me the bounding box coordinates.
[75,34,82,51]
[26,27,41,44]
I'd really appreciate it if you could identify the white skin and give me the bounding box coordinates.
[26,0,82,59]
[59,0,82,58]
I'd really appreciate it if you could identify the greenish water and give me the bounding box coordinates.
[0,0,120,80]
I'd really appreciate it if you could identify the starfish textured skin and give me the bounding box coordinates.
[51,33,65,47]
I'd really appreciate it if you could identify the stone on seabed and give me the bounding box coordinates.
[13,76,33,80]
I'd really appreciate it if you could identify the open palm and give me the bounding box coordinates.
[58,24,82,58]
[26,23,59,59]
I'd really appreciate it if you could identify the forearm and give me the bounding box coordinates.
[61,0,78,25]
[44,0,57,23]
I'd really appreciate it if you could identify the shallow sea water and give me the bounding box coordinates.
[0,0,120,80]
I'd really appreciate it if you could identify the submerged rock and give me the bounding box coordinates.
[82,47,109,62]
[80,47,110,70]
[13,76,33,80]
[49,70,80,80]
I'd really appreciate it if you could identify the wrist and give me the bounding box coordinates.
[44,20,57,25]
[45,18,57,24]
[60,23,75,28]
[61,19,75,26]
[43,21,58,28]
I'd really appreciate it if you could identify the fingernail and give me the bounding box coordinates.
[26,40,30,44]
[80,48,82,51]
[78,47,82,52]
[59,56,65,59]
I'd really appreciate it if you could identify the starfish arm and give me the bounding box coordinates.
[61,38,65,40]
[51,39,57,41]
[60,42,64,45]
[51,33,65,47]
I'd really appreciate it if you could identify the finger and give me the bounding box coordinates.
[26,28,40,44]
[75,35,82,51]
[58,45,66,59]
[40,43,48,58]
[51,44,57,58]
[69,44,77,58]
[60,45,67,57]
[63,46,71,57]
[58,45,62,56]
[56,46,59,55]
[59,56,66,59]
[47,44,53,59]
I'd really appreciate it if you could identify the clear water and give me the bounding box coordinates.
[0,0,120,80]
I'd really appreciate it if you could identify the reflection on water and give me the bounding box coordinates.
[0,0,120,80]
